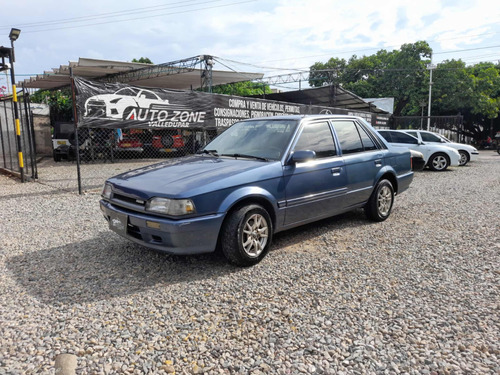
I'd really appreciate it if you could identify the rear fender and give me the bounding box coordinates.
[374,166,398,193]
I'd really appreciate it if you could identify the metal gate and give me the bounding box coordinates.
[0,89,37,181]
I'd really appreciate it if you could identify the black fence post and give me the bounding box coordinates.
[8,48,24,182]
[70,68,82,195]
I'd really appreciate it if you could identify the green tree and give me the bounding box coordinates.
[309,57,347,87]
[309,41,433,116]
[211,81,272,96]
[30,88,73,122]
[132,57,153,64]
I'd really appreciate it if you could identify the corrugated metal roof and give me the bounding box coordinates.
[19,57,264,90]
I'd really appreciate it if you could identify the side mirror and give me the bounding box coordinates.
[290,150,316,164]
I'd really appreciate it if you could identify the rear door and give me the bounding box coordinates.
[332,120,384,208]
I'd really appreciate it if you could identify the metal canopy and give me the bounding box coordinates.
[256,85,388,114]
[19,57,264,90]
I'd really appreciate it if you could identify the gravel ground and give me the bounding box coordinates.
[0,151,499,375]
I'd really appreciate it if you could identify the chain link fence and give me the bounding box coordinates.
[48,125,219,192]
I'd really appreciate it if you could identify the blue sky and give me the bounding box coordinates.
[1,0,499,92]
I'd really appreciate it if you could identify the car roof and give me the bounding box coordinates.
[240,114,367,122]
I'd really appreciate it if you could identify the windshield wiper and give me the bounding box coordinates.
[198,149,219,157]
[221,153,268,161]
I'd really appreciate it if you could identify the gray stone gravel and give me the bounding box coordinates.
[1,151,499,374]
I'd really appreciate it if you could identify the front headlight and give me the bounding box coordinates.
[146,197,196,216]
[102,183,112,199]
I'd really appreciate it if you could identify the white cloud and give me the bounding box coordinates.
[0,0,499,89]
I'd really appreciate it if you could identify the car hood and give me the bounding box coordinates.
[445,141,477,151]
[107,155,283,199]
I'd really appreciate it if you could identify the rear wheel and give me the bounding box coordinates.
[458,150,469,166]
[428,153,449,171]
[364,179,394,222]
[221,204,273,267]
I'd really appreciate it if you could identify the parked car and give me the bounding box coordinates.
[402,130,478,166]
[377,130,461,171]
[152,129,186,156]
[115,133,144,154]
[52,122,76,161]
[100,115,414,266]
[52,123,113,162]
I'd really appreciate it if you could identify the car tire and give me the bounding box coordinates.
[428,153,450,171]
[364,179,394,222]
[53,151,62,162]
[161,136,174,148]
[458,150,469,166]
[221,204,273,267]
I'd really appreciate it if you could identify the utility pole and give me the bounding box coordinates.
[427,55,436,131]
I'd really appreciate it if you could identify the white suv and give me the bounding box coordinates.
[403,130,478,166]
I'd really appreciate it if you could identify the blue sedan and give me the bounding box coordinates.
[100,115,413,266]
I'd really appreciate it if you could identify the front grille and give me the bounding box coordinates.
[113,193,146,207]
[86,100,106,117]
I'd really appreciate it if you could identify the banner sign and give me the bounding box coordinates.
[75,77,386,129]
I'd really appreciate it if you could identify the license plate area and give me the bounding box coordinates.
[108,211,128,236]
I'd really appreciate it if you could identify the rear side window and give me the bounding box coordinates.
[332,121,365,154]
[420,132,442,142]
[378,131,392,142]
[391,132,419,144]
[294,121,336,158]
[405,131,418,138]
[357,125,378,151]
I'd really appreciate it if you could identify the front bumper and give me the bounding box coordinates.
[100,200,225,255]
[470,151,479,162]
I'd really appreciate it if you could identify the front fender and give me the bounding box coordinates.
[218,186,278,214]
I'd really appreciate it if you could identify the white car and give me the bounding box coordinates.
[402,130,478,166]
[84,87,189,121]
[377,130,461,171]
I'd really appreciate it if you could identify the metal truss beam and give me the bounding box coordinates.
[101,55,213,87]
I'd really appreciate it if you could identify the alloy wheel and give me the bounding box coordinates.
[432,155,448,170]
[241,213,269,258]
[377,185,393,217]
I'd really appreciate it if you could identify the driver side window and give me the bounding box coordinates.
[293,122,336,158]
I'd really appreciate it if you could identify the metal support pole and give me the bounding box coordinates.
[70,68,82,195]
[8,48,24,182]
[427,58,436,131]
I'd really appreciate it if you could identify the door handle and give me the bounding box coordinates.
[331,167,342,176]
[374,159,382,167]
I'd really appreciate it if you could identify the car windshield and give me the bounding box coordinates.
[115,88,140,96]
[438,134,451,142]
[203,119,299,161]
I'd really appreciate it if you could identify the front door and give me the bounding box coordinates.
[283,121,347,226]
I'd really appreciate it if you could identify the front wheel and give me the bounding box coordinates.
[364,179,394,222]
[428,153,449,171]
[458,150,469,166]
[221,204,273,267]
